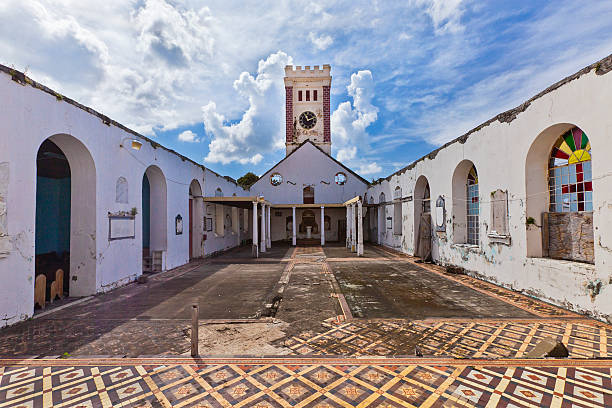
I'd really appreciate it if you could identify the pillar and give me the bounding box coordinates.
[266,205,271,249]
[357,200,364,256]
[260,203,266,253]
[252,202,258,258]
[351,203,357,252]
[320,206,325,246]
[346,205,351,248]
[292,206,297,246]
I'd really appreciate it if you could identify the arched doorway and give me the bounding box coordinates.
[189,179,203,259]
[526,124,594,262]
[414,175,431,259]
[35,135,96,307]
[378,192,386,244]
[142,166,167,272]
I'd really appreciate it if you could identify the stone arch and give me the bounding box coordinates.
[189,179,203,259]
[35,134,97,299]
[525,123,594,262]
[452,160,479,245]
[142,165,167,260]
[414,175,431,252]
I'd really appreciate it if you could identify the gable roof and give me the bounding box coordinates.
[253,140,370,188]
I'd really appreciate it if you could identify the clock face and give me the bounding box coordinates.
[299,111,317,129]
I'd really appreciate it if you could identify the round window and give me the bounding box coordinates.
[335,172,347,185]
[270,173,283,186]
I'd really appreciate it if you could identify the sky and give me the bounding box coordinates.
[2,1,612,181]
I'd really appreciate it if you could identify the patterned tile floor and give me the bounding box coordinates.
[284,319,612,359]
[1,357,610,407]
[3,244,612,406]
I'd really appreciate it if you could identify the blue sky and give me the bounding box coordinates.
[2,1,612,181]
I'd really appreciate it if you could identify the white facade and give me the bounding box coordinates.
[251,141,368,205]
[0,67,248,326]
[366,58,612,321]
[250,141,369,243]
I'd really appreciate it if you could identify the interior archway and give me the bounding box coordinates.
[35,134,96,304]
[378,192,386,244]
[189,179,203,259]
[414,175,431,255]
[142,165,167,272]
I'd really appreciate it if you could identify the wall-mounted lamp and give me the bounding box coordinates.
[120,138,143,151]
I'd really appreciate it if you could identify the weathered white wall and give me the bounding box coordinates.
[0,69,248,326]
[366,64,612,321]
[250,142,368,204]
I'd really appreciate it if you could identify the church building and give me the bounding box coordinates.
[0,55,611,327]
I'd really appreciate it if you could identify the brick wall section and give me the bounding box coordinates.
[543,212,594,263]
[285,86,293,144]
[323,85,331,143]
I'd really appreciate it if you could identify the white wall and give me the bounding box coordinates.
[250,142,368,204]
[366,64,612,320]
[0,68,248,326]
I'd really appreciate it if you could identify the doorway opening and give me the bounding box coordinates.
[142,166,167,272]
[35,135,96,309]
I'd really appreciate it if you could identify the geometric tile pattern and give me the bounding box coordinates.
[285,319,612,359]
[1,358,610,407]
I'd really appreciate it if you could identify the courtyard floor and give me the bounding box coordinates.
[1,243,611,407]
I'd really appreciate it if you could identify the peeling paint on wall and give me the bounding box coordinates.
[0,163,9,258]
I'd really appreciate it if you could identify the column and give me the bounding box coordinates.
[292,206,297,246]
[357,200,364,256]
[260,203,266,253]
[252,202,258,258]
[346,205,351,248]
[351,203,357,252]
[378,205,383,244]
[320,206,325,246]
[266,205,271,249]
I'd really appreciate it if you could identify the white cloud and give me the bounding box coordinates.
[133,0,214,66]
[332,70,378,159]
[331,69,382,177]
[358,163,382,175]
[202,51,292,165]
[178,130,199,143]
[414,0,466,34]
[308,32,334,50]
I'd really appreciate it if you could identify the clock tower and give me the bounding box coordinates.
[284,64,331,156]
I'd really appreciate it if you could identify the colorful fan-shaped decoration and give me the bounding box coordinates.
[551,127,591,164]
[467,165,478,185]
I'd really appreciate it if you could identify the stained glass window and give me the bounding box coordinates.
[548,127,592,213]
[335,172,347,185]
[466,165,479,245]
